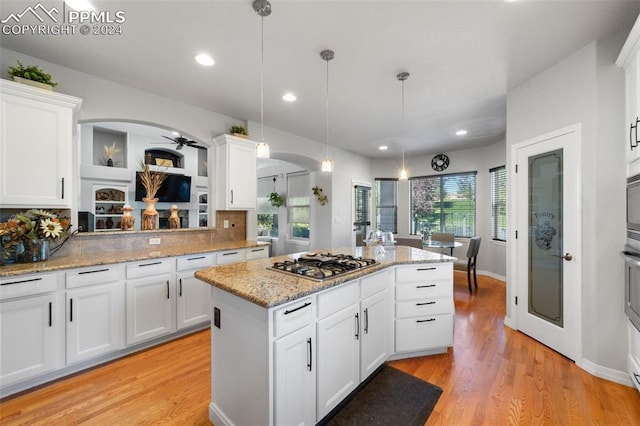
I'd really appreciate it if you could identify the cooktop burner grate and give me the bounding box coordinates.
[269,252,377,281]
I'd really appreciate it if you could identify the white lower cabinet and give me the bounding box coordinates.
[125,259,175,345]
[176,254,214,329]
[272,297,315,425]
[394,263,454,353]
[65,265,125,364]
[360,275,392,379]
[0,271,64,387]
[316,282,360,419]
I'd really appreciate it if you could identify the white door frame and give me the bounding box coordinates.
[509,123,582,361]
[351,180,372,247]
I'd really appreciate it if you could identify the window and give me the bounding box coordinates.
[354,184,372,228]
[287,172,310,239]
[410,172,476,238]
[490,166,507,241]
[375,179,397,233]
[257,177,279,237]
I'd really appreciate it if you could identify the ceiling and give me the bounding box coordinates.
[1,0,639,159]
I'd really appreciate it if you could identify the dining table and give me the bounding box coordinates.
[422,240,463,256]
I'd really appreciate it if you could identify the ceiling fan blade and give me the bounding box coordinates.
[176,144,183,150]
[162,135,177,143]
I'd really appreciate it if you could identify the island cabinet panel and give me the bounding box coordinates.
[0,80,81,208]
[360,288,391,379]
[65,264,125,364]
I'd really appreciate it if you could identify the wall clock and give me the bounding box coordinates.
[431,154,449,171]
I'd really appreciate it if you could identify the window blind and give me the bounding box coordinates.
[375,179,397,233]
[490,166,507,241]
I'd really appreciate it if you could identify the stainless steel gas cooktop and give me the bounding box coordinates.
[268,252,377,281]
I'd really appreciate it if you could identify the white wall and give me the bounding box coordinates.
[371,139,507,278]
[506,33,627,376]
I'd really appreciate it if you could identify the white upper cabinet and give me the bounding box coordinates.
[0,80,82,208]
[617,16,640,166]
[213,134,257,210]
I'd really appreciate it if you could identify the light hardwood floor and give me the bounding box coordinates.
[1,272,639,425]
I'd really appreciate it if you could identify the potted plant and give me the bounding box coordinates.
[7,60,58,90]
[268,192,284,207]
[229,125,248,138]
[312,186,328,206]
[104,142,121,167]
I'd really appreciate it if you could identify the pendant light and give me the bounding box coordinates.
[397,71,409,180]
[321,49,334,172]
[254,0,271,159]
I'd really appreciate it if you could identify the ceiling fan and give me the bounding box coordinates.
[161,135,206,150]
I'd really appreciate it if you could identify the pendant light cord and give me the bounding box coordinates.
[260,13,265,144]
[325,56,330,157]
[401,77,405,169]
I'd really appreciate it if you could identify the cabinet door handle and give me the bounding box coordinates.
[634,372,640,386]
[230,189,234,204]
[355,313,360,340]
[69,298,73,322]
[1,277,42,286]
[416,301,436,306]
[364,308,369,334]
[187,256,206,261]
[222,252,239,256]
[179,278,183,297]
[79,268,109,275]
[49,302,52,327]
[307,338,313,371]
[632,118,640,151]
[416,284,436,288]
[61,177,65,199]
[284,301,311,315]
[416,267,437,271]
[416,318,436,323]
[138,261,162,267]
[167,280,170,299]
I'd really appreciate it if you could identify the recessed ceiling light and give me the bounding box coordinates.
[64,0,95,11]
[379,145,388,151]
[195,54,214,66]
[282,93,297,102]
[456,129,468,136]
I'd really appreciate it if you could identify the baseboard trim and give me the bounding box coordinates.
[577,358,634,387]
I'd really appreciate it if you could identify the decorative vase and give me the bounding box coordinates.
[168,205,180,229]
[121,205,135,231]
[142,197,159,230]
[106,217,114,229]
[15,239,49,263]
[107,158,113,167]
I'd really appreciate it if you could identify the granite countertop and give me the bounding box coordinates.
[0,240,267,278]
[195,245,455,309]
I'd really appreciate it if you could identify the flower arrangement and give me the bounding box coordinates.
[104,142,121,166]
[228,125,248,137]
[139,161,167,200]
[0,209,72,262]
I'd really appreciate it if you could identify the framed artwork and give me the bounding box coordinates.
[155,158,173,167]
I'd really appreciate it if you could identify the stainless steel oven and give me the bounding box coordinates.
[627,173,640,251]
[623,249,640,332]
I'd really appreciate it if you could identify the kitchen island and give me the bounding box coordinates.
[195,245,455,426]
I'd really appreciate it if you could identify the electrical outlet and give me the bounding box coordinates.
[149,237,161,245]
[223,220,229,229]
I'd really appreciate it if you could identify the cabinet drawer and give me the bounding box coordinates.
[176,253,213,271]
[395,280,452,301]
[216,249,246,265]
[395,313,453,353]
[396,296,453,319]
[126,259,173,279]
[317,282,359,319]
[0,272,59,299]
[66,264,124,288]
[246,246,269,260]
[273,297,313,338]
[395,263,452,283]
[360,269,392,299]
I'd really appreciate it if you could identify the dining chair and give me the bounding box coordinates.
[465,236,482,293]
[395,236,423,249]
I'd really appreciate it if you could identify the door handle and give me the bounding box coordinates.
[552,253,573,261]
